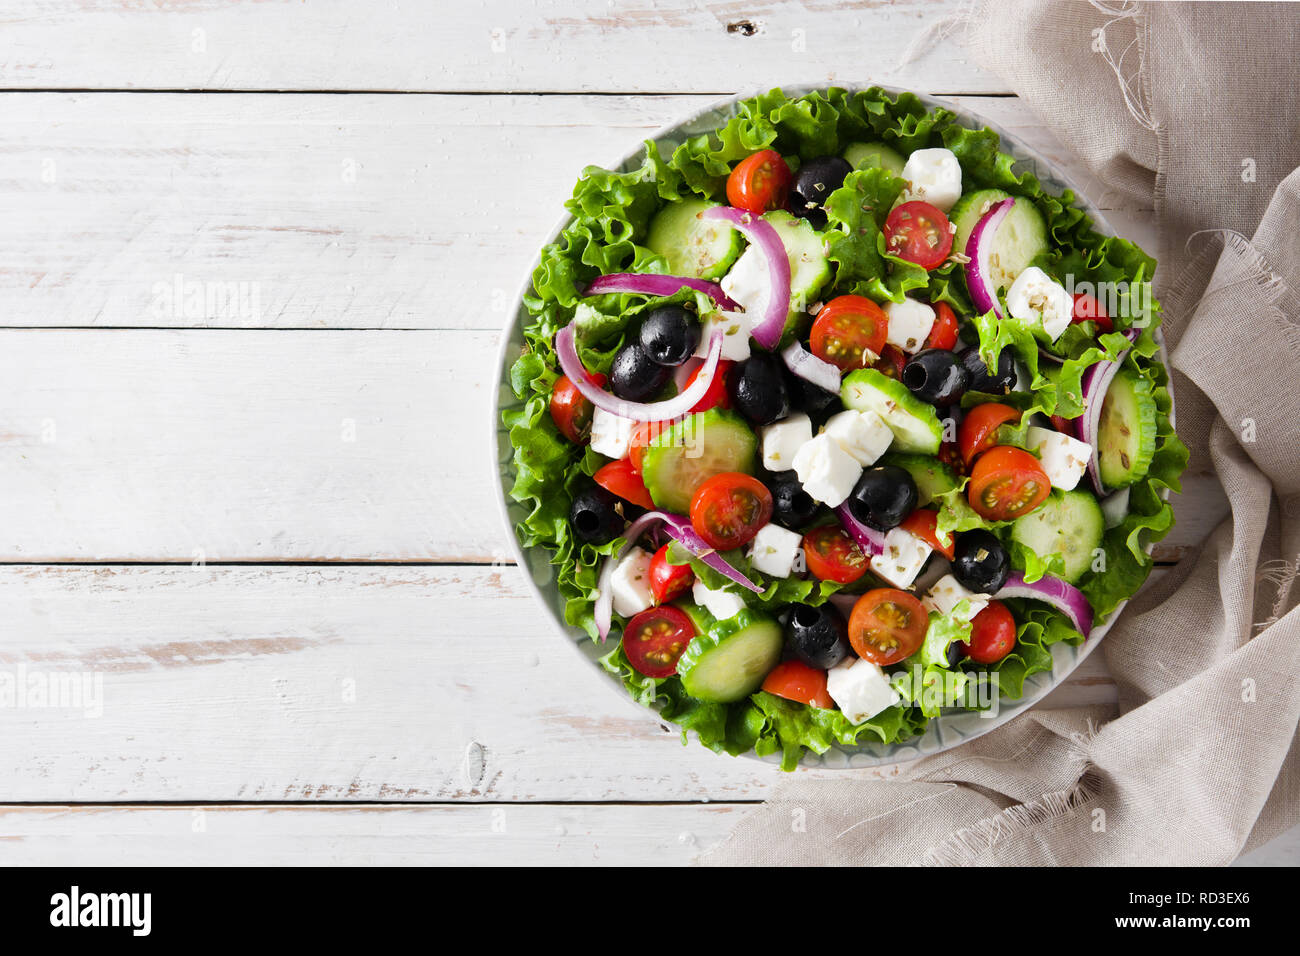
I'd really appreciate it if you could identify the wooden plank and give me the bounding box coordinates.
[0,0,1005,94]
[0,329,1219,563]
[0,92,1154,332]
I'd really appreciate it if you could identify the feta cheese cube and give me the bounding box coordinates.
[747,523,803,579]
[692,307,752,362]
[761,413,813,471]
[589,406,634,459]
[1026,425,1091,491]
[883,297,936,353]
[823,409,893,466]
[610,547,654,618]
[922,573,989,621]
[692,579,746,621]
[900,147,963,213]
[869,526,933,588]
[826,658,901,724]
[791,433,862,508]
[720,244,767,312]
[1006,266,1073,341]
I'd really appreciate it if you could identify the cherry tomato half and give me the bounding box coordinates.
[967,446,1051,521]
[648,543,694,605]
[684,359,733,413]
[924,301,959,350]
[883,201,954,270]
[762,660,835,709]
[810,295,889,372]
[802,524,868,584]
[963,600,1016,664]
[1071,292,1113,333]
[594,458,655,510]
[727,149,793,215]
[623,605,696,678]
[957,402,1022,466]
[899,508,954,560]
[549,372,606,444]
[873,344,907,381]
[849,588,928,666]
[689,473,773,551]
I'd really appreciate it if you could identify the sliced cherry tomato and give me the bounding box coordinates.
[622,605,696,678]
[849,588,928,666]
[1071,292,1113,333]
[802,524,868,584]
[883,201,954,270]
[872,344,906,381]
[762,660,835,709]
[684,359,733,413]
[726,149,793,215]
[899,508,954,560]
[628,420,675,473]
[967,446,1051,521]
[924,301,959,350]
[549,372,607,444]
[1049,414,1077,436]
[963,600,1016,664]
[957,402,1022,466]
[648,543,694,605]
[594,458,655,510]
[810,295,889,371]
[689,473,773,550]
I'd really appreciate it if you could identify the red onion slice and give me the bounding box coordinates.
[781,340,841,394]
[995,571,1093,637]
[835,504,886,556]
[1077,347,1130,493]
[964,198,1015,317]
[700,206,791,349]
[583,272,740,312]
[555,323,723,423]
[659,514,762,594]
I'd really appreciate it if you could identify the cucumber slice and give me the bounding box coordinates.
[842,141,907,176]
[1010,489,1105,583]
[765,209,832,304]
[647,199,743,280]
[677,609,783,703]
[950,189,1048,293]
[639,408,757,514]
[880,453,961,506]
[948,188,1010,257]
[840,369,943,454]
[1098,369,1158,488]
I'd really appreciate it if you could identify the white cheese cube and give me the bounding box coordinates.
[790,434,862,508]
[900,147,964,213]
[869,526,933,588]
[1006,266,1073,341]
[883,297,936,353]
[692,307,751,362]
[823,409,893,466]
[826,658,901,724]
[922,573,989,621]
[761,413,813,471]
[719,244,767,312]
[691,579,747,622]
[610,547,654,618]
[589,406,634,459]
[1026,425,1091,491]
[747,523,803,579]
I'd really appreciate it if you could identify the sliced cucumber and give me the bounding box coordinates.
[647,199,743,280]
[639,408,757,514]
[1010,489,1105,583]
[840,369,943,454]
[677,609,783,703]
[880,452,961,506]
[948,188,1010,257]
[951,189,1048,294]
[1098,369,1158,488]
[765,209,832,306]
[842,140,907,176]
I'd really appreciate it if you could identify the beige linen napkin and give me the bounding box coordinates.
[700,0,1300,866]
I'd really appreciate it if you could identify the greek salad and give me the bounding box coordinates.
[504,88,1187,769]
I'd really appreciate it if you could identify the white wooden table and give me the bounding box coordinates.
[0,0,1290,866]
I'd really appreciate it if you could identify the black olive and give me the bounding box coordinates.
[766,470,820,530]
[945,636,969,668]
[951,529,1011,594]
[787,603,850,669]
[958,346,1016,395]
[727,353,790,426]
[638,305,700,367]
[782,365,842,428]
[609,342,672,402]
[569,484,626,545]
[847,465,918,531]
[791,156,852,229]
[903,348,971,405]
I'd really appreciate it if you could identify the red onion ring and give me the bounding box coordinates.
[700,207,791,349]
[835,503,887,557]
[995,571,1093,637]
[781,340,841,394]
[583,272,740,312]
[1077,347,1130,493]
[964,198,1015,317]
